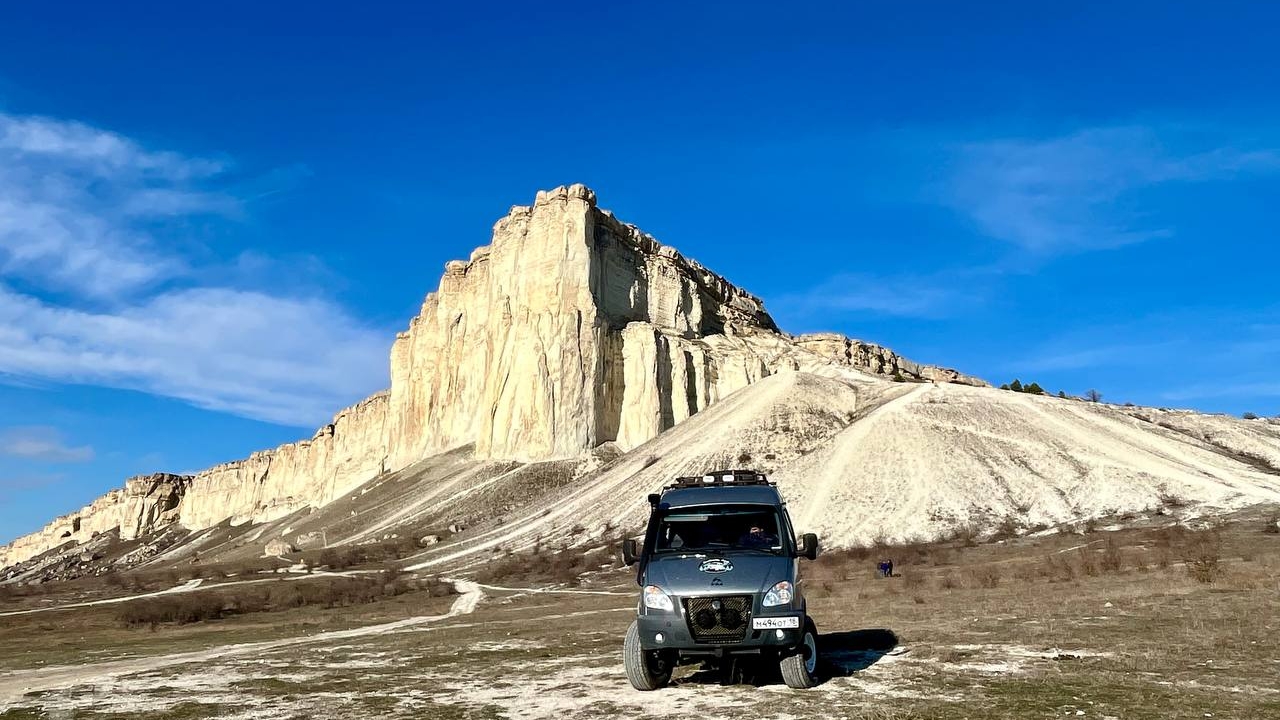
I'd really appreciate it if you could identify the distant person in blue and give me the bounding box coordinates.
[878,559,894,578]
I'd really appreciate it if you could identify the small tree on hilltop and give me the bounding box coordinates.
[1025,382,1045,395]
[1085,389,1103,403]
[999,383,1011,391]
[1058,390,1068,399]
[1242,412,1258,420]
[1009,379,1024,393]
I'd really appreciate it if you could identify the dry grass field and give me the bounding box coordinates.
[2,506,1278,719]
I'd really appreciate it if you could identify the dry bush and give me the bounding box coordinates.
[117,593,226,628]
[903,572,926,591]
[1184,531,1223,584]
[938,573,957,590]
[1264,511,1280,534]
[971,568,1000,589]
[1076,548,1099,577]
[475,543,617,587]
[114,573,443,629]
[1040,554,1075,583]
[1099,537,1124,574]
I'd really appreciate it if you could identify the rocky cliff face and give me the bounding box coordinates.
[1,185,978,569]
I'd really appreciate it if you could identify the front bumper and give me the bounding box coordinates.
[636,610,805,653]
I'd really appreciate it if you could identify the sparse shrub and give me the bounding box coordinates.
[1100,537,1124,574]
[903,572,925,591]
[1264,511,1280,534]
[912,595,926,605]
[1085,389,1103,403]
[991,517,1020,541]
[1041,554,1075,582]
[972,568,1000,589]
[737,451,752,464]
[1242,412,1258,420]
[939,573,957,590]
[1184,531,1223,584]
[1076,548,1098,577]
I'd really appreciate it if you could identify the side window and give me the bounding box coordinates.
[781,508,798,548]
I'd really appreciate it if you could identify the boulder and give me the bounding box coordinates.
[294,531,325,550]
[264,538,295,556]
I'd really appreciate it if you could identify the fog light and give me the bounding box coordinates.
[775,629,786,639]
[655,632,665,644]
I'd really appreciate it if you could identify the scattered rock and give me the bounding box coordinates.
[420,535,442,546]
[294,531,325,550]
[264,538,295,556]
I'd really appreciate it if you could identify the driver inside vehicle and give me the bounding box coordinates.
[738,523,778,548]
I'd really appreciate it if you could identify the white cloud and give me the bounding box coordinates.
[943,125,1280,253]
[0,286,391,426]
[0,426,93,463]
[0,111,391,427]
[0,112,235,298]
[771,269,990,323]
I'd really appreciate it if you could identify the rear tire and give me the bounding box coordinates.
[624,620,672,690]
[780,618,819,689]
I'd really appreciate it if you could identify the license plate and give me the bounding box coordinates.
[752,616,800,630]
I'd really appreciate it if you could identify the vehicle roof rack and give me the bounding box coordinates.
[665,469,773,490]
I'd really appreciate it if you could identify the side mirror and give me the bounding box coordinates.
[798,533,820,561]
[622,538,640,566]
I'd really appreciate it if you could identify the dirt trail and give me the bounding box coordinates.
[0,579,205,618]
[0,580,484,704]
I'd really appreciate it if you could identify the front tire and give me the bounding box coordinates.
[624,620,673,690]
[780,618,819,689]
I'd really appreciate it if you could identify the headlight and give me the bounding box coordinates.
[643,585,674,611]
[763,580,793,607]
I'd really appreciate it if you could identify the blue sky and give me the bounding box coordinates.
[2,2,1278,543]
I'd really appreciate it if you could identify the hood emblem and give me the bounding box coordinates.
[699,558,733,574]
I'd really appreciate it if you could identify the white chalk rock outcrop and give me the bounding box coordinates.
[1,185,976,569]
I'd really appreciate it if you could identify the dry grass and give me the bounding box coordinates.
[114,571,454,629]
[475,540,620,587]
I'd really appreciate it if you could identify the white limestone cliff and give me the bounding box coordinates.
[0,185,977,569]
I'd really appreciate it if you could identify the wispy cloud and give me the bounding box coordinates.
[0,111,391,427]
[942,125,1280,253]
[0,286,391,426]
[0,426,93,463]
[1008,341,1182,373]
[771,269,991,323]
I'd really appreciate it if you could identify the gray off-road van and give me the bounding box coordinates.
[620,470,821,690]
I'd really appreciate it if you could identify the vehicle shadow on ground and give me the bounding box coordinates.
[820,628,900,676]
[671,628,900,688]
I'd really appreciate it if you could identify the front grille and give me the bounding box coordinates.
[683,595,752,644]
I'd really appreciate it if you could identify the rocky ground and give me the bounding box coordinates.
[2,507,1278,720]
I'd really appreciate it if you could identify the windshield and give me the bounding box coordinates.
[654,504,784,554]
